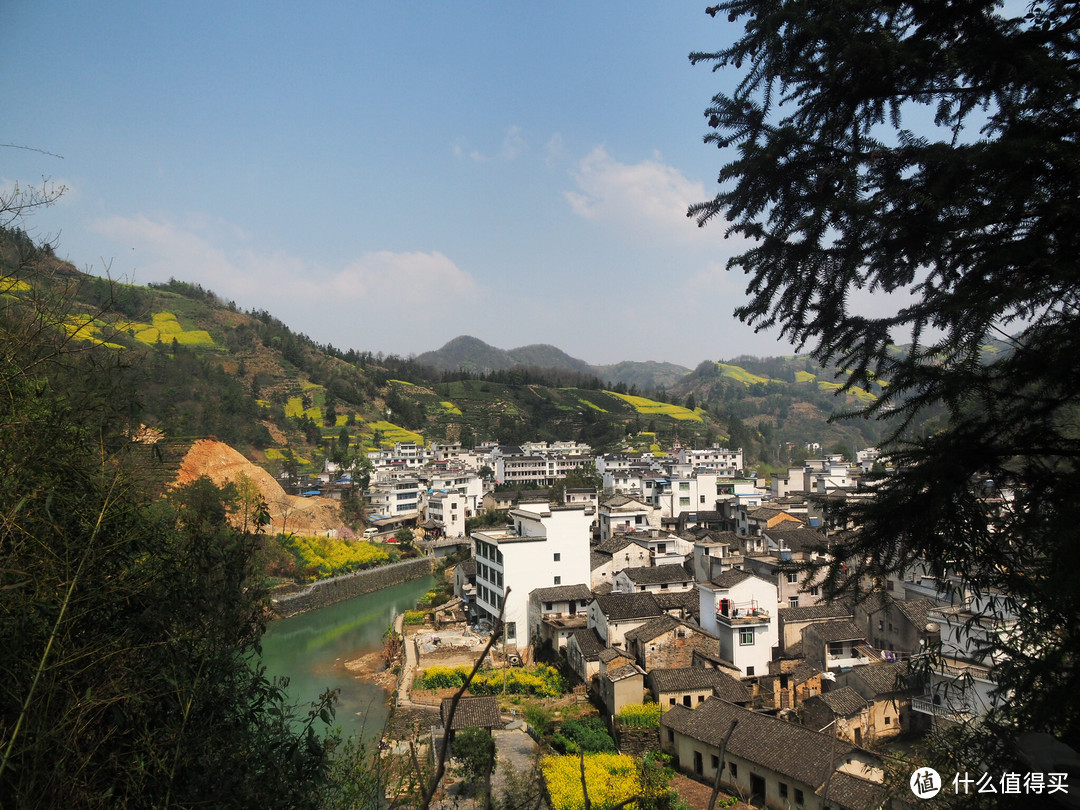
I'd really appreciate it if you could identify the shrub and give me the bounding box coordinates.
[551,716,616,754]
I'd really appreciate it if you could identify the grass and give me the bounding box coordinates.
[117,312,215,347]
[367,420,423,446]
[606,391,703,422]
[715,362,770,385]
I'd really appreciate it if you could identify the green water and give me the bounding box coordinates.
[259,575,435,741]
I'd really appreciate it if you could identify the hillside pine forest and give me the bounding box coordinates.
[0,224,927,481]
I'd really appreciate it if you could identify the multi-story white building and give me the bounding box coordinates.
[676,446,744,473]
[471,502,594,648]
[646,472,719,519]
[698,569,779,678]
[598,495,657,541]
[426,491,467,537]
[364,475,421,519]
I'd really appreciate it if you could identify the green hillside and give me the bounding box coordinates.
[2,226,900,474]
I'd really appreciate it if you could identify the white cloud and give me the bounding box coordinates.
[90,214,481,353]
[564,147,720,246]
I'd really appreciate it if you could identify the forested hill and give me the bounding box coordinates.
[2,228,893,475]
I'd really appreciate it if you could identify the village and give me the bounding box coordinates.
[298,438,1022,809]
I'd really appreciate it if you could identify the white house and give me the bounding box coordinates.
[470,502,594,649]
[698,569,779,678]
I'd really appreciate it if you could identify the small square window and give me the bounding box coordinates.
[810,586,820,597]
[787,572,799,584]
[789,596,799,608]
[795,788,804,805]
[553,552,561,562]
[739,628,754,646]
[554,576,561,585]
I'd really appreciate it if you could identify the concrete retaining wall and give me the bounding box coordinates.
[271,556,437,619]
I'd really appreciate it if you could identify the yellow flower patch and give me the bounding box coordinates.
[542,754,642,810]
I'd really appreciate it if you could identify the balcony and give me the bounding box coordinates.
[912,694,972,722]
[716,607,771,626]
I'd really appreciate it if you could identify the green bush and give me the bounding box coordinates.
[551,716,616,754]
[402,609,427,626]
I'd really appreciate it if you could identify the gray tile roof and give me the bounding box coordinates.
[622,563,694,585]
[654,590,700,617]
[780,603,854,622]
[599,647,634,664]
[441,696,502,731]
[708,568,755,588]
[894,597,935,631]
[623,614,680,644]
[648,668,752,704]
[595,592,664,621]
[819,686,869,717]
[606,663,642,682]
[764,527,825,553]
[661,698,868,791]
[530,584,593,603]
[569,628,605,660]
[848,662,915,697]
[819,771,887,810]
[805,619,866,644]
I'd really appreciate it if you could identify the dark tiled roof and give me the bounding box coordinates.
[894,597,935,631]
[764,527,826,553]
[595,592,664,621]
[623,614,680,643]
[662,698,868,790]
[622,563,693,585]
[599,647,633,664]
[457,559,477,576]
[591,551,610,571]
[805,619,866,644]
[820,771,887,810]
[569,628,605,659]
[441,696,502,731]
[655,590,700,616]
[649,668,752,704]
[595,535,651,556]
[848,662,915,697]
[819,686,869,717]
[708,568,765,589]
[531,584,593,603]
[606,663,642,682]
[780,603,854,622]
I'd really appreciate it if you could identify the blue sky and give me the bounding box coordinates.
[2,2,797,367]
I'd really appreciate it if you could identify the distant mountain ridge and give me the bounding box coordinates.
[415,335,692,389]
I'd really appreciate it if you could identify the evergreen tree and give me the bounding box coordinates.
[692,0,1080,782]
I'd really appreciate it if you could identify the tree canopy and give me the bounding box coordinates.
[693,0,1080,772]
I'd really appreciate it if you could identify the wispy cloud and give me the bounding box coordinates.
[91,214,481,353]
[564,147,723,247]
[453,125,527,162]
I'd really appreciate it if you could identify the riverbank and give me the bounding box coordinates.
[271,555,437,619]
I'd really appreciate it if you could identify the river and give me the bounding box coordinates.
[259,574,436,741]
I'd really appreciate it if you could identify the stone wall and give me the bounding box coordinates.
[616,723,660,757]
[272,556,437,619]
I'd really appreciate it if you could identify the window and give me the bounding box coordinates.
[789,596,799,608]
[544,602,553,611]
[554,576,561,585]
[553,552,561,562]
[795,788,804,805]
[505,622,516,641]
[667,728,674,743]
[787,572,799,584]
[683,695,692,707]
[780,783,789,799]
[700,495,706,503]
[810,586,820,597]
[729,762,738,778]
[711,754,719,769]
[739,628,755,646]
[884,715,891,725]
[680,497,691,506]
[746,666,755,676]
[669,697,676,705]
[679,482,690,491]
[699,695,706,703]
